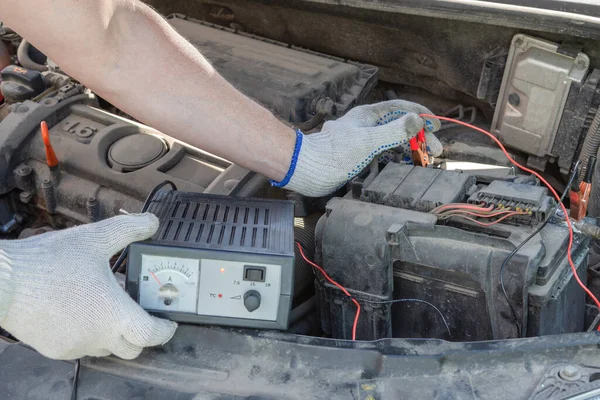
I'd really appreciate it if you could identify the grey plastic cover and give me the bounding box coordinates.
[491,34,590,158]
[168,15,378,124]
[359,163,475,212]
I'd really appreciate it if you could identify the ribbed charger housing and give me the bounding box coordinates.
[146,191,294,256]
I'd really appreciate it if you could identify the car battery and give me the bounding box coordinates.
[316,165,590,341]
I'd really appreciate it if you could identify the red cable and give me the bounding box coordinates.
[442,211,529,226]
[296,242,361,340]
[432,203,495,213]
[438,209,526,219]
[422,114,600,330]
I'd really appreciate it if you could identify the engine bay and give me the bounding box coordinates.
[2,11,600,350]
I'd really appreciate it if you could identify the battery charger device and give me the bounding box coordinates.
[125,191,295,330]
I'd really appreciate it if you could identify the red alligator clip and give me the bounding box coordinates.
[571,156,597,221]
[411,128,429,167]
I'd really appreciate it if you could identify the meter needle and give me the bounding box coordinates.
[150,271,162,286]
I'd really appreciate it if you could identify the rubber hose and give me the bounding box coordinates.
[287,312,320,335]
[296,98,335,131]
[234,174,269,198]
[0,41,11,71]
[17,40,47,72]
[288,296,316,324]
[384,89,399,100]
[293,213,321,297]
[579,107,600,183]
[296,111,328,131]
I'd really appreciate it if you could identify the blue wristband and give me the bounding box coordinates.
[269,129,303,188]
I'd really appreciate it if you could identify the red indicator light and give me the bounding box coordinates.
[218,294,223,298]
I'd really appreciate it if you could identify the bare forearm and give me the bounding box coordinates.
[0,1,294,180]
[96,4,295,180]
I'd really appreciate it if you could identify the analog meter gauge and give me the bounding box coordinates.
[139,255,200,313]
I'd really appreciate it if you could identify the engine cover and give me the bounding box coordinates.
[168,16,377,125]
[316,165,589,341]
[0,94,253,225]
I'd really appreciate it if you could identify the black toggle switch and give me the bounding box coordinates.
[243,265,266,282]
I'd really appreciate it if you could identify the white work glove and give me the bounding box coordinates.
[0,213,177,360]
[270,100,442,197]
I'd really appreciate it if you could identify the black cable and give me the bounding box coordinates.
[140,181,178,213]
[499,160,581,336]
[111,180,177,273]
[309,263,451,338]
[357,297,451,337]
[69,359,80,400]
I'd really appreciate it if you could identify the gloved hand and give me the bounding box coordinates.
[270,100,442,197]
[0,213,177,360]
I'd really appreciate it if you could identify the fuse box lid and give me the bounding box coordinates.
[358,163,476,212]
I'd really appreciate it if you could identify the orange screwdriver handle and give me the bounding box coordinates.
[40,121,59,168]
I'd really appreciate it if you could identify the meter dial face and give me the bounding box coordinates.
[139,255,199,313]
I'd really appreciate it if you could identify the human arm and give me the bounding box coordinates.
[0,0,295,181]
[0,0,442,197]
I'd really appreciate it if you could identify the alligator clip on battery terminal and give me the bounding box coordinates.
[570,156,596,221]
[410,128,429,167]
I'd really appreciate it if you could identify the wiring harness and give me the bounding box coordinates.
[431,202,530,227]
